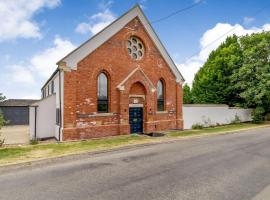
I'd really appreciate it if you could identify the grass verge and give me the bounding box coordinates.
[0,123,268,166]
[167,123,266,137]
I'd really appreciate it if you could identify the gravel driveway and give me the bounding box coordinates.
[1,125,29,145]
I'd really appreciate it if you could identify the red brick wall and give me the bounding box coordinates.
[62,17,183,141]
[130,82,146,95]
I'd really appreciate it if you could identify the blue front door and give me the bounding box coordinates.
[129,107,143,133]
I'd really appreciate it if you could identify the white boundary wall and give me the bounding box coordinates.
[29,95,56,139]
[183,104,253,129]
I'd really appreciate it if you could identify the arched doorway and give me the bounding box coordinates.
[129,82,146,133]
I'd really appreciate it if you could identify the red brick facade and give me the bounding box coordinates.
[62,17,183,140]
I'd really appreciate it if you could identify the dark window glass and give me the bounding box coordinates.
[97,100,108,113]
[157,80,165,111]
[44,88,47,98]
[97,72,108,113]
[56,108,60,125]
[51,80,54,94]
[157,99,164,111]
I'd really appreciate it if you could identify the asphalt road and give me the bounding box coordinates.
[1,127,270,200]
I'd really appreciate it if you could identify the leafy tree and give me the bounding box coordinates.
[191,32,270,122]
[0,111,4,129]
[0,110,5,146]
[192,35,243,105]
[0,93,5,128]
[0,93,5,102]
[183,84,193,104]
[232,32,270,120]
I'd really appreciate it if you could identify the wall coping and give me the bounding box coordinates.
[183,104,229,107]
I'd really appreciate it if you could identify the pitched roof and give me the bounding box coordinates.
[0,99,38,107]
[57,4,185,83]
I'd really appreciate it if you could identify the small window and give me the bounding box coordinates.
[157,80,165,111]
[47,85,50,96]
[42,89,45,98]
[44,88,47,98]
[97,72,108,113]
[51,80,54,94]
[56,108,60,125]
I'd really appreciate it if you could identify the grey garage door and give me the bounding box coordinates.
[0,106,29,125]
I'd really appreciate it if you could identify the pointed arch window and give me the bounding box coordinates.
[157,80,165,111]
[97,72,108,113]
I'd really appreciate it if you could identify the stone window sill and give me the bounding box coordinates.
[156,111,168,114]
[77,112,115,118]
[94,113,115,117]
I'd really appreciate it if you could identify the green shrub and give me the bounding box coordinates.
[0,111,4,129]
[252,107,265,123]
[265,113,270,121]
[0,111,5,147]
[30,138,39,145]
[231,114,241,124]
[192,123,204,129]
[0,135,4,147]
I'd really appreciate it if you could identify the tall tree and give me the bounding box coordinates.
[192,35,243,105]
[183,84,192,104]
[231,32,270,120]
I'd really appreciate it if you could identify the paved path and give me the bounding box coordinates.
[1,127,270,200]
[1,125,29,144]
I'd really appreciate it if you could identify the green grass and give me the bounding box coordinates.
[0,123,268,166]
[168,123,265,137]
[0,135,151,165]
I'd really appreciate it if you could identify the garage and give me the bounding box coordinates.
[0,99,37,125]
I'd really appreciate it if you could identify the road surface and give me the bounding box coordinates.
[1,127,270,200]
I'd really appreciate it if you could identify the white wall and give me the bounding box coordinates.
[38,70,63,140]
[183,104,253,129]
[29,95,56,139]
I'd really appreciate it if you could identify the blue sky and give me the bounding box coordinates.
[0,0,270,99]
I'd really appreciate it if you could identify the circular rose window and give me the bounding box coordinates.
[127,36,144,60]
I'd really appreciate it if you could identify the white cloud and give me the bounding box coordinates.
[178,23,270,85]
[22,94,41,99]
[75,1,116,35]
[243,17,255,25]
[0,0,60,42]
[0,36,76,98]
[30,36,76,77]
[139,0,147,10]
[9,65,35,84]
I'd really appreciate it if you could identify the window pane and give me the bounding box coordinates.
[97,72,108,113]
[157,100,164,111]
[157,80,164,99]
[56,108,60,125]
[51,80,54,94]
[98,73,108,100]
[157,80,164,111]
[98,100,108,113]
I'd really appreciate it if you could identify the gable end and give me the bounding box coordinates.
[57,4,185,83]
